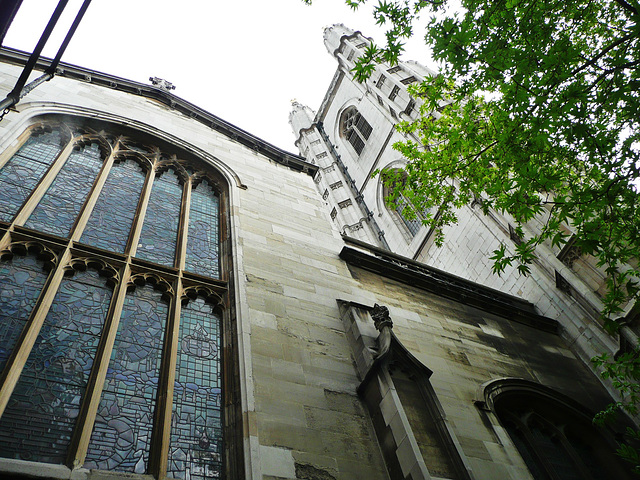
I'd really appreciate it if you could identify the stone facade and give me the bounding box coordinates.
[0,29,633,480]
[290,24,636,388]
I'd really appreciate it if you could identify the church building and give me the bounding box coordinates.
[0,23,634,480]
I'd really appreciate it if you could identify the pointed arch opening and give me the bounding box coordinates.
[481,378,634,480]
[0,116,241,480]
[340,106,372,156]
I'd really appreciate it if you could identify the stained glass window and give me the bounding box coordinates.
[185,181,220,278]
[25,143,104,237]
[168,297,222,480]
[0,131,63,222]
[85,283,169,473]
[81,159,146,252]
[0,268,113,464]
[0,123,226,478]
[396,195,422,237]
[137,169,183,267]
[0,254,49,372]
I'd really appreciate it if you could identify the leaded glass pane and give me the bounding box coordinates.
[529,420,581,480]
[503,420,550,480]
[185,181,219,278]
[0,268,113,464]
[25,143,103,237]
[168,297,222,480]
[0,131,63,222]
[347,129,365,155]
[396,195,422,237]
[81,159,146,252]
[356,113,373,140]
[0,254,49,372]
[137,169,183,267]
[85,283,169,473]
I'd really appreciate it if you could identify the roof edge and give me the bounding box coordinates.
[339,237,559,334]
[0,47,318,177]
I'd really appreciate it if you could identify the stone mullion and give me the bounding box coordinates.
[67,263,132,468]
[549,424,596,480]
[0,248,71,417]
[149,278,183,479]
[70,147,117,242]
[513,415,564,480]
[127,160,158,257]
[175,179,192,271]
[11,136,77,226]
[0,126,33,170]
[0,230,12,252]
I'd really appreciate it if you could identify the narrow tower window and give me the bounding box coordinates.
[341,107,373,156]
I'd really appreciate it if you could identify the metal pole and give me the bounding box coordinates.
[0,0,24,46]
[0,0,69,112]
[45,0,92,75]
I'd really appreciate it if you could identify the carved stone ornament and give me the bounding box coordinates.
[149,76,176,91]
[371,303,393,331]
[371,303,393,359]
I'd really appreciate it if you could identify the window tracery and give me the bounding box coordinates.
[0,119,230,479]
[0,260,117,464]
[86,279,169,473]
[137,167,184,267]
[0,248,53,372]
[25,143,105,237]
[340,107,372,156]
[0,129,65,222]
[169,291,223,480]
[381,169,427,238]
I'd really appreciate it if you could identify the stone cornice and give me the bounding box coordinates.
[340,236,559,333]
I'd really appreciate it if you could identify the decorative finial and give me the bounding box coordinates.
[149,77,176,91]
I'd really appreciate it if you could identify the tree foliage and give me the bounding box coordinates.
[305,0,640,466]
[315,0,640,329]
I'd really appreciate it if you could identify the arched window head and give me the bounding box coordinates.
[0,118,234,479]
[340,106,372,155]
[483,379,633,480]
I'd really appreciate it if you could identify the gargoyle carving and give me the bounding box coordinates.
[371,303,393,359]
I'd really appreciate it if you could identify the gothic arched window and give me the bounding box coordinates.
[341,106,372,155]
[381,168,430,238]
[0,119,230,480]
[484,380,633,480]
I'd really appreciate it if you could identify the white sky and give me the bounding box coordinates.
[3,0,434,152]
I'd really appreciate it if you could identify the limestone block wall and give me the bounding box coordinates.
[231,156,389,480]
[306,61,618,371]
[415,204,618,365]
[341,266,619,480]
[0,62,392,479]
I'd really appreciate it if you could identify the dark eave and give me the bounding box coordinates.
[340,236,559,333]
[0,47,317,177]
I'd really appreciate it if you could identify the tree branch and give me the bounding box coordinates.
[571,32,636,77]
[591,58,640,88]
[613,0,638,15]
